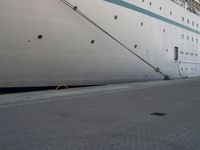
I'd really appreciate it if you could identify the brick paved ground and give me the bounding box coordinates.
[0,78,200,150]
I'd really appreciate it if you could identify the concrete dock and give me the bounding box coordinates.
[0,78,200,150]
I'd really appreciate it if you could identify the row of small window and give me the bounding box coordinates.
[140,22,166,32]
[139,22,199,47]
[141,0,199,29]
[181,34,199,43]
[142,0,152,6]
[180,51,198,56]
[141,0,171,14]
[181,67,197,71]
[140,22,199,43]
[182,17,199,28]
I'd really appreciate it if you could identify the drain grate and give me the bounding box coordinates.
[151,112,167,116]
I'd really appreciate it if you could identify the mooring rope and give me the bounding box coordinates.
[60,0,170,80]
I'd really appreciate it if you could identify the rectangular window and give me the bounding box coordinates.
[174,47,179,60]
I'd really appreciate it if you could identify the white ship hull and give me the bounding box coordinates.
[0,0,199,87]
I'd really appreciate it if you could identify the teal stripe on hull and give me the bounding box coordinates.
[104,0,200,35]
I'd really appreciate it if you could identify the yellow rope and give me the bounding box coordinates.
[56,84,68,90]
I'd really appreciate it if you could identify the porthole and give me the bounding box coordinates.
[149,2,152,6]
[90,40,95,44]
[37,35,43,39]
[192,21,195,26]
[182,34,184,39]
[160,6,162,10]
[170,11,172,15]
[134,44,138,48]
[163,29,166,32]
[141,22,144,26]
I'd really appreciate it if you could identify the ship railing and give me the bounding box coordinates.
[171,0,200,16]
[186,0,200,16]
[171,0,186,8]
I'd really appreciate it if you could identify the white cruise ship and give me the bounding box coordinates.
[0,0,200,88]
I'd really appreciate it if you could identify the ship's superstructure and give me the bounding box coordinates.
[172,0,200,16]
[0,0,200,88]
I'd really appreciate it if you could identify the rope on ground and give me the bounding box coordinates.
[56,84,68,90]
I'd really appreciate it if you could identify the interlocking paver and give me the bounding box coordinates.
[0,78,200,150]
